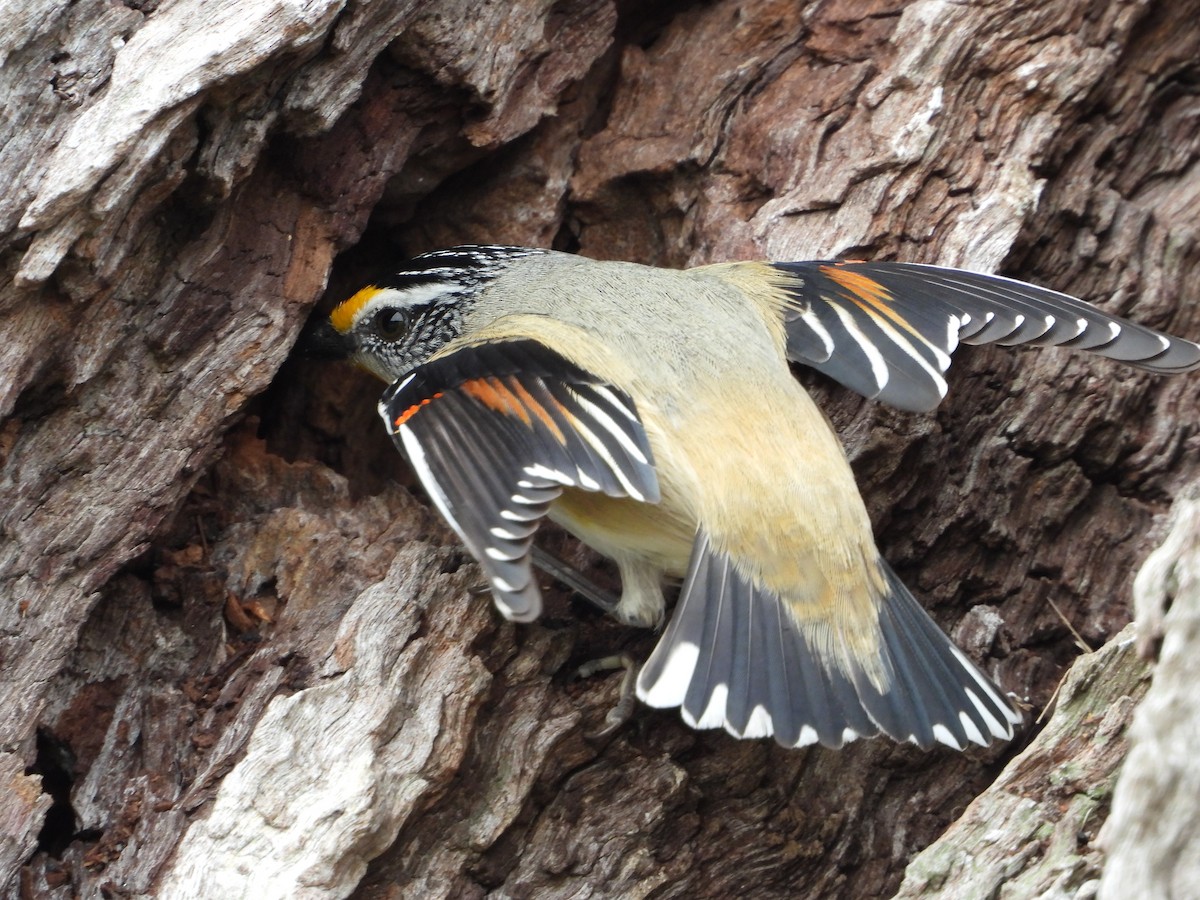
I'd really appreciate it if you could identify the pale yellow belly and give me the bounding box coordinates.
[666,370,886,626]
[549,488,694,575]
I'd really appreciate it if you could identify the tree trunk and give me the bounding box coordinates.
[3,1,1199,897]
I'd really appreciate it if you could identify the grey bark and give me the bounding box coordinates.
[1,0,1199,897]
[1099,485,1200,898]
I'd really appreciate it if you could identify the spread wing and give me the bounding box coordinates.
[379,339,660,622]
[770,261,1200,412]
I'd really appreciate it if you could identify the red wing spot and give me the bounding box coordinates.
[395,391,444,427]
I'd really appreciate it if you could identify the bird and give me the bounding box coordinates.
[305,245,1200,751]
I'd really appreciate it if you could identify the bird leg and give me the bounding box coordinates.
[530,545,621,618]
[576,652,640,738]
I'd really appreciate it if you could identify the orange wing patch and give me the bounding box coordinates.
[821,265,893,309]
[821,265,925,340]
[392,375,573,446]
[330,285,383,334]
[461,377,528,422]
[460,376,568,445]
[506,378,568,444]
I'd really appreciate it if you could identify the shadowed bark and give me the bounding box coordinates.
[2,1,1199,897]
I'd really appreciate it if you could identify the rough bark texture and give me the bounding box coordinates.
[2,1,1199,897]
[897,623,1149,900]
[1098,483,1200,898]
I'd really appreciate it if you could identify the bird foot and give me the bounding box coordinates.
[576,652,639,738]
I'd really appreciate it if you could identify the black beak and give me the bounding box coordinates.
[300,318,354,360]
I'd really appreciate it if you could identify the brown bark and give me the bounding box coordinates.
[2,1,1199,897]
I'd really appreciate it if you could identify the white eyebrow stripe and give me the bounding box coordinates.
[350,283,451,330]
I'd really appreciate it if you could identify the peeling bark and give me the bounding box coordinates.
[2,1,1199,897]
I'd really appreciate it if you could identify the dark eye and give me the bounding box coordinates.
[371,307,410,341]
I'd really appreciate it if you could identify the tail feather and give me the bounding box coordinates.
[762,594,801,744]
[875,561,1015,746]
[738,578,776,737]
[723,562,756,734]
[680,545,734,729]
[784,598,879,746]
[637,533,1020,750]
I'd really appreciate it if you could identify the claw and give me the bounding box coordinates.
[577,652,639,738]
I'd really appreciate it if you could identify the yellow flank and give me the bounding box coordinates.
[331,285,383,334]
[552,488,694,574]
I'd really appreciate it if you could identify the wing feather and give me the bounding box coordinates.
[380,339,659,622]
[770,260,1200,411]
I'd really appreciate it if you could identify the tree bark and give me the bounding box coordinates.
[2,1,1199,897]
[1098,482,1200,899]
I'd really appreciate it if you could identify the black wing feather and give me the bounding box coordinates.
[771,260,1200,411]
[380,339,659,622]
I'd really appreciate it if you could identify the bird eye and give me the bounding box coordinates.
[372,307,410,341]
